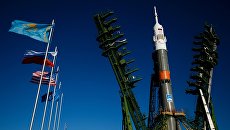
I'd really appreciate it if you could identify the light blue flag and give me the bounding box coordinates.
[9,20,53,43]
[54,89,61,101]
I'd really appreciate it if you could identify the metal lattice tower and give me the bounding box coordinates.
[94,11,147,130]
[93,8,219,130]
[186,23,220,130]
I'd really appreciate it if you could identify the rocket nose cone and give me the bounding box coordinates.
[154,23,162,30]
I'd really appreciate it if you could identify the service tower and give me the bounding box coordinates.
[152,6,178,130]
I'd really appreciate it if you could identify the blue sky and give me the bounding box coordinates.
[0,0,229,130]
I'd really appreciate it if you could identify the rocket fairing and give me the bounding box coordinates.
[153,6,167,50]
[153,6,178,130]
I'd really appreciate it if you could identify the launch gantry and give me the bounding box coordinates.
[94,12,147,130]
[93,6,219,130]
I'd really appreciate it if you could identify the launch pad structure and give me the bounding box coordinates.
[94,6,219,130]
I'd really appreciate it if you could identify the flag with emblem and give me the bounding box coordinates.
[41,92,53,102]
[9,20,52,43]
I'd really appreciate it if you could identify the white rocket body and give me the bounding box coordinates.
[153,7,167,50]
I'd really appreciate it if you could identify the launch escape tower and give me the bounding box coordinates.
[93,7,219,130]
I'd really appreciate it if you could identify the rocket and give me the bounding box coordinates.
[153,6,179,130]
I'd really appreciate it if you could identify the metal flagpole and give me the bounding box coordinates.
[29,19,55,130]
[40,47,58,130]
[48,74,61,130]
[53,99,59,130]
[57,93,64,130]
[52,82,62,130]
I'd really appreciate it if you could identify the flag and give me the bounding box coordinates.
[41,92,53,102]
[24,50,57,56]
[32,71,49,76]
[50,52,57,57]
[22,50,54,67]
[53,89,61,101]
[41,90,60,102]
[9,20,52,43]
[31,71,56,86]
[32,70,58,78]
[30,78,56,86]
[31,71,51,80]
[31,77,56,86]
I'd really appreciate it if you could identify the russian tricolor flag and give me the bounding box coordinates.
[22,50,54,67]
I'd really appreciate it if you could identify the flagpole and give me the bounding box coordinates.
[57,93,63,130]
[29,19,55,130]
[52,82,62,130]
[48,76,61,130]
[53,99,59,130]
[40,47,58,130]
